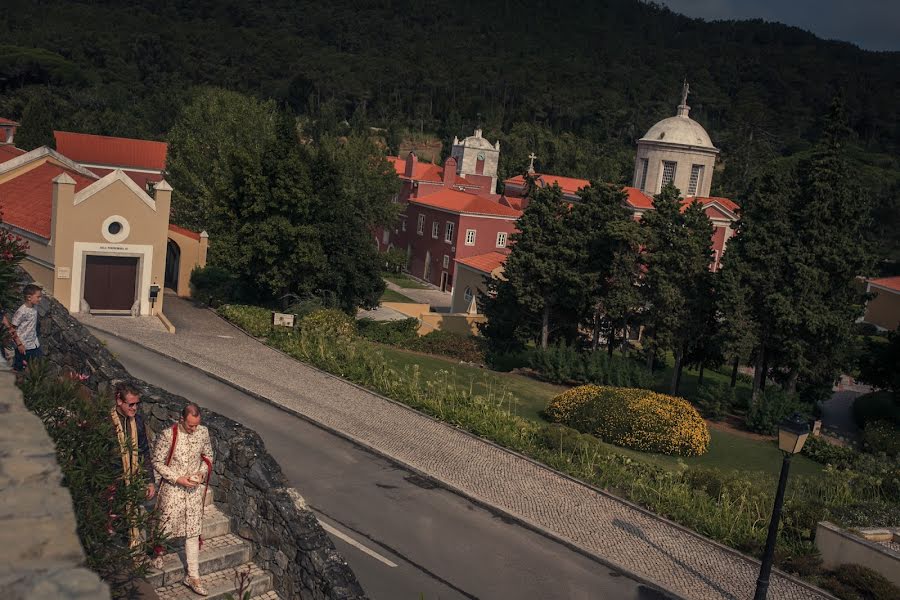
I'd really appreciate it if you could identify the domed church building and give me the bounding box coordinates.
[633,82,718,197]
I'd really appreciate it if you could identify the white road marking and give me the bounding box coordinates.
[215,335,233,339]
[317,520,398,568]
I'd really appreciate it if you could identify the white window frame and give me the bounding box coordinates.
[639,157,649,191]
[442,254,450,269]
[401,219,407,232]
[382,230,390,244]
[660,160,677,189]
[444,221,455,243]
[496,232,507,248]
[417,214,425,235]
[687,164,704,196]
[464,228,476,246]
[464,286,473,303]
[432,221,440,239]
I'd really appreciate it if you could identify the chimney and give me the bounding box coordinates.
[404,151,418,178]
[474,128,482,138]
[0,119,19,145]
[442,156,457,186]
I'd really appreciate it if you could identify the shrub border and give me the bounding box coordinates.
[90,308,837,600]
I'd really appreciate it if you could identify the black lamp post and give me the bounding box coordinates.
[753,413,811,600]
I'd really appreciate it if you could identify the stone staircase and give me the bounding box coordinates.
[149,493,280,600]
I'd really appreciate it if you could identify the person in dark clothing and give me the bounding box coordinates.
[110,382,156,547]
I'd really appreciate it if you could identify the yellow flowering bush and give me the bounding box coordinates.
[300,308,357,339]
[546,385,710,456]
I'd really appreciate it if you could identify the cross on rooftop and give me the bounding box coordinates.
[527,152,537,174]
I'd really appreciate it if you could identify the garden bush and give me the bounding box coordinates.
[692,381,735,420]
[862,420,900,456]
[746,387,806,435]
[821,564,900,600]
[357,318,419,346]
[218,304,273,337]
[802,435,859,469]
[190,265,241,307]
[853,391,900,428]
[546,385,710,456]
[409,330,486,363]
[485,348,534,372]
[530,342,653,388]
[300,308,357,339]
[382,248,408,273]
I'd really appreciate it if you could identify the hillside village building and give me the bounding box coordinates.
[0,121,206,320]
[379,88,740,316]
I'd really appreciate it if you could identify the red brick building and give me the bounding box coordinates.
[379,130,521,292]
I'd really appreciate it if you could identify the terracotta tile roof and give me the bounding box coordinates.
[0,145,26,162]
[54,131,167,171]
[869,276,900,293]
[623,186,654,208]
[168,223,201,241]
[687,196,740,213]
[505,173,591,196]
[0,118,19,126]
[456,250,510,274]
[386,156,472,185]
[410,188,522,218]
[0,162,94,238]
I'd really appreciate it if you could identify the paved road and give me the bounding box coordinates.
[96,330,665,600]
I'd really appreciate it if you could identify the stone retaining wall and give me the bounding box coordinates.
[35,293,366,600]
[0,369,110,600]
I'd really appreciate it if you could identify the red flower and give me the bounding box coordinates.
[153,545,165,557]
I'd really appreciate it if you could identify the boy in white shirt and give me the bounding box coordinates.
[11,284,42,372]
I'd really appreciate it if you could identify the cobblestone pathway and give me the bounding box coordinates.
[79,297,832,600]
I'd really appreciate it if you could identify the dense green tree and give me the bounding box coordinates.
[167,88,398,309]
[167,87,280,233]
[783,99,876,399]
[567,182,641,351]
[307,134,400,310]
[482,182,582,350]
[640,184,715,394]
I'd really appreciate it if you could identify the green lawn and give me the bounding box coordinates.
[379,289,415,303]
[377,344,820,477]
[382,272,430,289]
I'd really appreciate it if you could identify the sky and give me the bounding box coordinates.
[657,0,900,52]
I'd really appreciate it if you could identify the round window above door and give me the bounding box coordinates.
[101,215,131,243]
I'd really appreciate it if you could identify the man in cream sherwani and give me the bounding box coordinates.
[153,402,214,596]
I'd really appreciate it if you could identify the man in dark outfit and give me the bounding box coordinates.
[110,382,156,547]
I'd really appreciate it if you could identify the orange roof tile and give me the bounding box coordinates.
[0,145,26,162]
[456,250,509,274]
[410,188,522,218]
[168,223,201,241]
[0,118,19,126]
[505,173,591,196]
[0,163,94,238]
[54,131,167,171]
[386,155,475,185]
[869,276,900,293]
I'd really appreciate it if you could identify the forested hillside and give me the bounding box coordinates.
[1,0,898,263]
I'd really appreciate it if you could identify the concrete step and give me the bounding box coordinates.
[250,592,283,600]
[154,561,272,600]
[146,533,251,588]
[158,505,232,550]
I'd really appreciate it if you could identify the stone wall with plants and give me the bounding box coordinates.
[0,370,110,600]
[34,295,366,600]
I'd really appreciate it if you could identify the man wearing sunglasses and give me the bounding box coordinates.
[111,382,156,506]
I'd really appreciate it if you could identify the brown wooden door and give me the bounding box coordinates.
[83,255,138,311]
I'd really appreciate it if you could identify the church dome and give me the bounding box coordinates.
[456,129,497,151]
[640,115,715,149]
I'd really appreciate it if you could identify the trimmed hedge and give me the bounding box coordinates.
[529,342,652,388]
[546,385,710,456]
